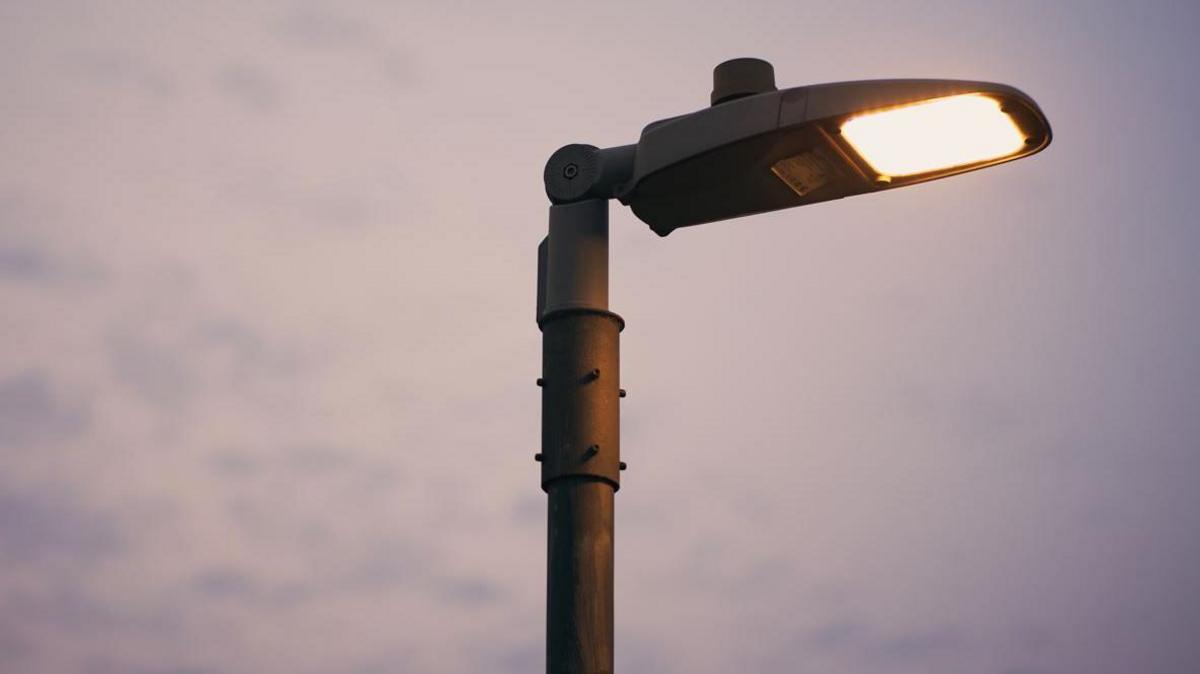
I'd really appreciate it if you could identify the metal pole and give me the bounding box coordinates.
[537,198,623,674]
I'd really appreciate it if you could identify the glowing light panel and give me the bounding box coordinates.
[840,94,1027,178]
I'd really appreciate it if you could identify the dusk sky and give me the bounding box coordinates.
[2,1,1199,673]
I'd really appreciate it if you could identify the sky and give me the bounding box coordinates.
[1,1,1198,673]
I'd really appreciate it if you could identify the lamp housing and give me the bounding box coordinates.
[617,78,1052,236]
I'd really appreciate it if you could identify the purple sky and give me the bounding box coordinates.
[2,1,1198,673]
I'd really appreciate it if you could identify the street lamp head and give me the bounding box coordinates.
[614,60,1052,236]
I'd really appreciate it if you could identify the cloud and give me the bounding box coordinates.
[215,64,282,111]
[491,642,540,674]
[299,193,377,228]
[192,319,300,382]
[209,443,370,481]
[339,536,427,591]
[189,568,257,599]
[208,450,259,478]
[282,444,352,472]
[874,629,965,662]
[84,663,221,674]
[808,619,865,650]
[107,333,195,410]
[140,669,223,674]
[616,636,675,674]
[509,493,541,525]
[805,618,966,665]
[274,7,370,50]
[0,372,88,448]
[1,583,170,637]
[379,50,417,89]
[189,567,310,607]
[0,244,104,286]
[437,577,500,605]
[0,242,104,287]
[237,190,382,230]
[0,621,35,667]
[105,315,301,412]
[0,482,122,565]
[0,247,50,280]
[347,653,413,674]
[60,49,175,99]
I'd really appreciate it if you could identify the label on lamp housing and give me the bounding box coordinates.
[771,150,835,197]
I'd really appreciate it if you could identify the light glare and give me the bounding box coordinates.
[840,94,1026,178]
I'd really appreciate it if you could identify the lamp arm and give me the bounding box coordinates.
[544,143,636,205]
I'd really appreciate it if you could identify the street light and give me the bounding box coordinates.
[534,57,1050,674]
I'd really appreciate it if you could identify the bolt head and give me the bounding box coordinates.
[563,163,579,179]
